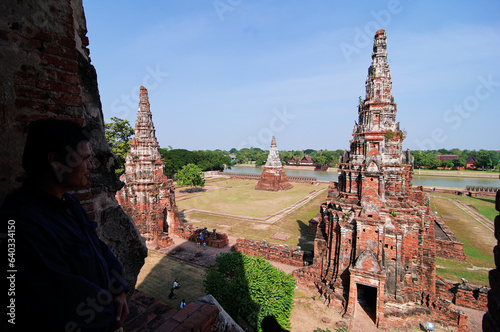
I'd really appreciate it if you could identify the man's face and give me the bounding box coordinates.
[60,142,92,190]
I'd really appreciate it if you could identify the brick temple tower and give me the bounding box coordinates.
[294,30,446,328]
[255,136,293,191]
[116,86,180,247]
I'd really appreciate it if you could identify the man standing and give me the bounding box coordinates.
[1,119,129,331]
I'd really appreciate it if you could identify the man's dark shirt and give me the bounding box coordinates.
[1,187,129,331]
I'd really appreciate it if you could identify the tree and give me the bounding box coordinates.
[105,117,134,176]
[323,151,334,165]
[255,152,267,166]
[314,156,327,166]
[304,148,316,155]
[474,149,493,170]
[160,148,195,176]
[175,163,205,188]
[452,157,466,168]
[204,251,295,332]
[440,159,453,168]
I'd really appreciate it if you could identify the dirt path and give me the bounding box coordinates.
[451,197,494,232]
[350,300,377,332]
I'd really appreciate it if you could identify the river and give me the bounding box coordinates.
[223,166,500,189]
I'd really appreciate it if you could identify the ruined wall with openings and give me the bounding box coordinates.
[232,238,304,267]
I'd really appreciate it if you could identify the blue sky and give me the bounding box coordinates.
[83,0,499,151]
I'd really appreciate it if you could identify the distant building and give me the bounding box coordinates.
[287,156,299,165]
[437,155,458,161]
[466,155,476,169]
[229,154,237,162]
[300,155,315,166]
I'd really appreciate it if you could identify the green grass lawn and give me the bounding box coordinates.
[177,179,326,218]
[179,178,324,251]
[452,195,497,221]
[429,192,496,284]
[436,257,490,286]
[183,194,322,252]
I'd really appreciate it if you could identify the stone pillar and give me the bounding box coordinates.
[376,277,386,328]
[345,272,356,318]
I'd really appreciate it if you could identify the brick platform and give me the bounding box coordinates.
[125,291,219,332]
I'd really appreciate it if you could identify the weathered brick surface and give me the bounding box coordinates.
[125,291,221,332]
[0,0,147,293]
[232,238,304,266]
[434,216,468,262]
[175,225,229,248]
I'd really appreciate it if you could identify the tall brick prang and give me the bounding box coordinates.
[255,136,293,191]
[116,86,180,247]
[294,30,467,330]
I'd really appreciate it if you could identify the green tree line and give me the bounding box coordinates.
[411,149,500,170]
[105,118,499,176]
[230,147,345,167]
[159,148,231,177]
[105,117,231,177]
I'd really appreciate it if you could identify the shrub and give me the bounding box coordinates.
[203,251,295,331]
[384,129,395,141]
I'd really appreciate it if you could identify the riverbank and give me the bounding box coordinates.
[233,164,336,172]
[415,169,499,179]
[232,164,499,179]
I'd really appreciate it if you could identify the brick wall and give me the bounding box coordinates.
[0,0,147,291]
[232,238,304,267]
[434,217,467,262]
[436,276,489,312]
[0,0,84,202]
[175,224,229,248]
[436,239,467,262]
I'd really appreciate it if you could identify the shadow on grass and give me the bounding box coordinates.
[127,250,209,330]
[179,187,207,194]
[133,244,265,331]
[470,196,496,205]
